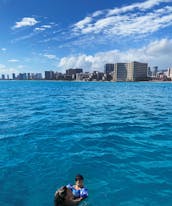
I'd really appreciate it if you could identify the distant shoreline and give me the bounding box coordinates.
[0,79,172,83]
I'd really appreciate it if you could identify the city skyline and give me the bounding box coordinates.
[1,61,172,81]
[0,0,172,75]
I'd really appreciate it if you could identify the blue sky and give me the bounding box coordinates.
[0,0,172,75]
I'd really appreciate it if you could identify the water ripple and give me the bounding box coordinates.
[0,81,172,206]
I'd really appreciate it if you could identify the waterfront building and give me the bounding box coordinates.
[113,61,148,81]
[76,72,90,81]
[147,67,152,77]
[104,64,114,74]
[102,73,113,81]
[66,68,83,76]
[90,71,104,81]
[1,74,5,80]
[64,74,73,80]
[45,71,55,80]
[113,63,128,81]
[34,73,42,80]
[152,66,158,77]
[156,71,168,81]
[75,68,83,74]
[66,68,83,80]
[31,73,35,80]
[54,72,64,80]
[27,73,31,80]
[167,68,172,79]
[23,73,27,80]
[18,73,27,80]
[127,61,148,81]
[66,68,74,76]
[12,73,16,80]
[18,73,22,80]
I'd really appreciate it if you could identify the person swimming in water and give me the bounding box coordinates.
[54,186,83,206]
[66,174,88,200]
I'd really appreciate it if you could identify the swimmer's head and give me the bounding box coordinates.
[75,174,84,187]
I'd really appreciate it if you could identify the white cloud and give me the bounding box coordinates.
[92,10,104,18]
[58,38,172,72]
[107,0,171,16]
[74,17,92,30]
[8,59,19,62]
[72,0,172,37]
[13,17,38,29]
[1,48,7,52]
[146,39,172,56]
[44,54,57,59]
[12,32,36,42]
[0,64,18,75]
[18,65,25,69]
[35,27,45,31]
[42,25,52,29]
[0,64,6,69]
[34,24,52,31]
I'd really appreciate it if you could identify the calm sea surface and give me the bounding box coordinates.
[0,81,172,206]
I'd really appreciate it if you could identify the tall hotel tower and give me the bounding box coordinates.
[113,63,128,81]
[113,61,148,81]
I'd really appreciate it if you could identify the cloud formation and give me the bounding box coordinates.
[13,17,38,29]
[58,38,172,72]
[72,0,172,37]
[0,64,18,74]
[106,0,171,16]
[8,59,19,62]
[44,54,57,59]
[1,48,7,52]
[35,24,52,31]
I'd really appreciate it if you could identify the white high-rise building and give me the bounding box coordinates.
[167,68,172,79]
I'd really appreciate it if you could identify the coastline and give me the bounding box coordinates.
[0,79,172,83]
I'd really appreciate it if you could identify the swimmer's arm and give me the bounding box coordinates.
[73,197,83,202]
[68,197,83,206]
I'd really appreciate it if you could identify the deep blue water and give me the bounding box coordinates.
[0,81,172,206]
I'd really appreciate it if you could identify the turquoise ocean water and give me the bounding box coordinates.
[0,81,172,206]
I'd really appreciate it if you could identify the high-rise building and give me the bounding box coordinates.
[34,73,42,80]
[167,68,172,78]
[1,74,5,80]
[75,68,83,74]
[113,63,128,81]
[104,64,114,74]
[31,73,35,80]
[66,68,83,75]
[54,72,64,80]
[66,68,74,75]
[152,66,158,77]
[66,68,83,80]
[18,73,27,80]
[127,61,148,81]
[23,73,27,80]
[27,73,31,80]
[12,73,16,80]
[45,71,55,80]
[113,61,148,81]
[147,67,152,77]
